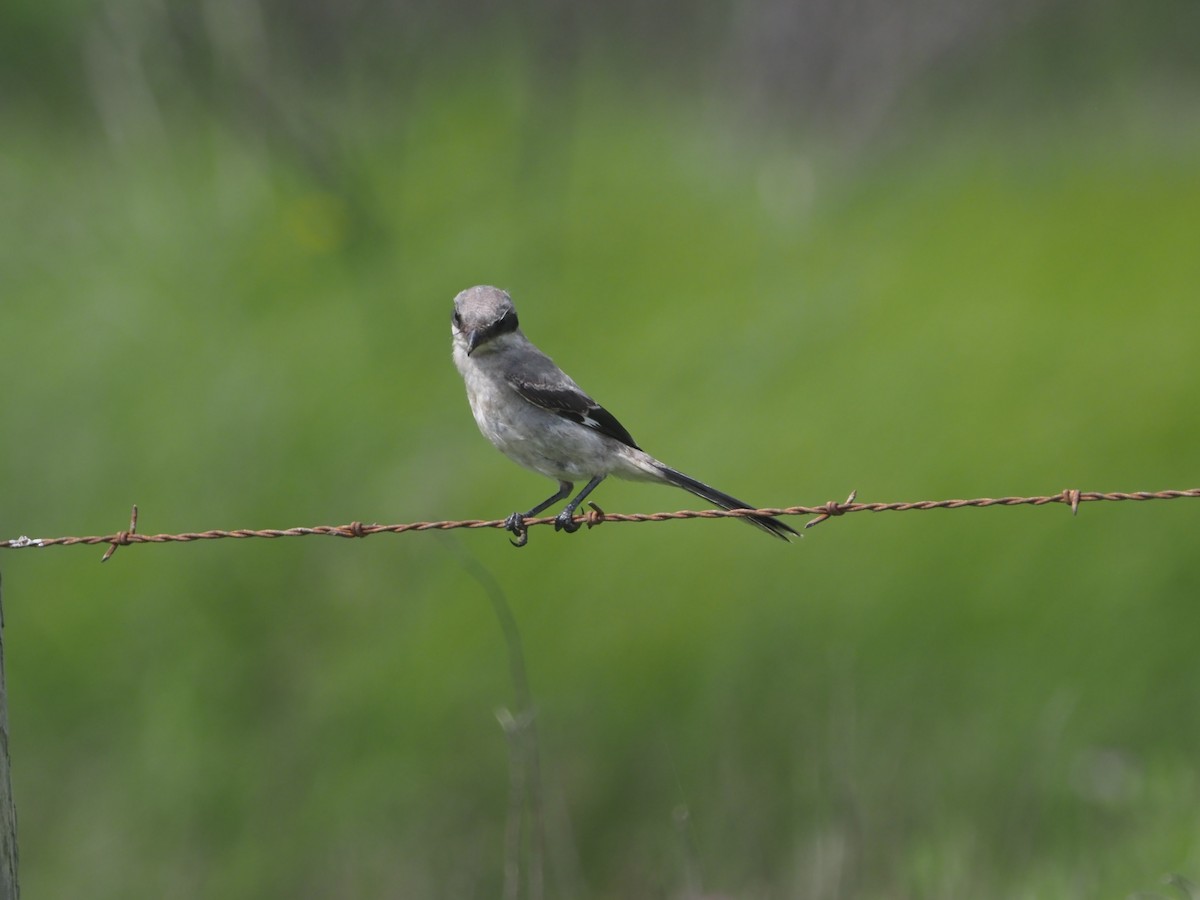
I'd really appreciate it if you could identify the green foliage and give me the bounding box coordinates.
[2,28,1199,900]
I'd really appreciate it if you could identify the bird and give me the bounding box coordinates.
[450,285,799,547]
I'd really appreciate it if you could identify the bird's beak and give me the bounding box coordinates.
[465,329,481,356]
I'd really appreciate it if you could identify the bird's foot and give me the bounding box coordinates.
[554,509,581,534]
[504,512,529,548]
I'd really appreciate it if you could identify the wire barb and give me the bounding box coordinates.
[336,521,370,538]
[584,502,606,530]
[805,490,858,530]
[3,487,1198,559]
[100,504,139,562]
[1063,488,1082,516]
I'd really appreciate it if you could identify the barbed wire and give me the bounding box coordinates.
[1,487,1197,562]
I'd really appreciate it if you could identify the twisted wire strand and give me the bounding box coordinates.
[3,487,1197,561]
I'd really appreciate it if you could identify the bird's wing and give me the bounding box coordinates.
[506,371,640,450]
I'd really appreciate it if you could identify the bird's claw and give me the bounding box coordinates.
[554,510,581,533]
[504,508,582,544]
[504,512,529,548]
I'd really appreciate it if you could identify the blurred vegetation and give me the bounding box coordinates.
[2,1,1199,897]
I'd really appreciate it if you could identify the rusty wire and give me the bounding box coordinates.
[1,487,1197,562]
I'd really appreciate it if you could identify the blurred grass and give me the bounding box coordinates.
[2,34,1200,900]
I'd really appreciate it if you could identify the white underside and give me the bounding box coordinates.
[453,334,662,485]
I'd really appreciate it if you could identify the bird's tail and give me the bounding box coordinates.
[652,463,799,542]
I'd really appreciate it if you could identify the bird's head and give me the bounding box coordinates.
[452,285,521,357]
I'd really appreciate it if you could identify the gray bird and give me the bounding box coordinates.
[451,285,799,546]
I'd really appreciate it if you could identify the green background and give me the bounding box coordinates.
[2,2,1199,897]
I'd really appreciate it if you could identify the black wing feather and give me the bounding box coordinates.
[507,376,640,450]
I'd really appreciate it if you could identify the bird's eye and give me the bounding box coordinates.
[452,311,463,329]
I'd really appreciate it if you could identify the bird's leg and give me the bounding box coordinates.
[554,475,606,533]
[506,481,573,547]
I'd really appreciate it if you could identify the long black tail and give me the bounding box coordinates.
[655,464,799,542]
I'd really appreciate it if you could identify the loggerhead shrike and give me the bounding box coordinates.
[451,285,799,547]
